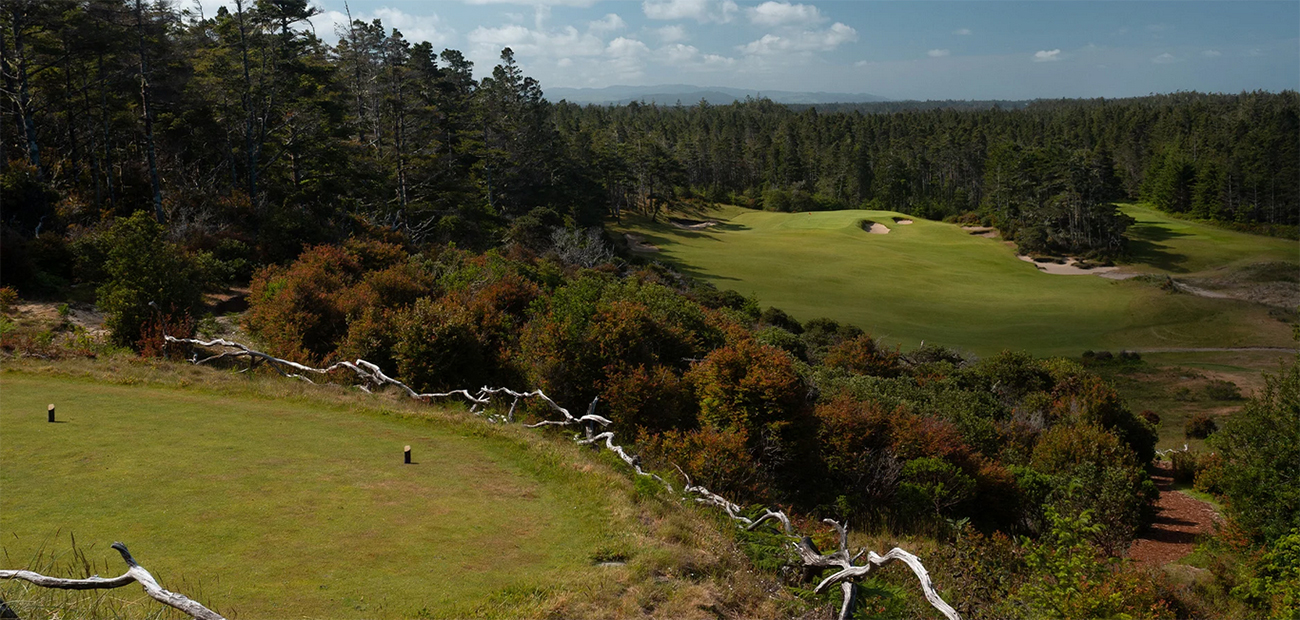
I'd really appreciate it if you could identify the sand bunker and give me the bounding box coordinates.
[893,217,914,225]
[1019,255,1119,276]
[669,218,719,230]
[962,226,1000,239]
[859,220,890,234]
[624,233,660,252]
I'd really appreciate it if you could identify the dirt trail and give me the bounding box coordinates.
[1128,462,1221,567]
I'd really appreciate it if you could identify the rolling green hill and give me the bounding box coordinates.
[617,204,1295,357]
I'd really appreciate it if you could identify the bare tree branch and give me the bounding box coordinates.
[0,543,224,620]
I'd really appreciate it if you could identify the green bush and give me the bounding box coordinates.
[1169,449,1206,484]
[1211,357,1300,543]
[95,211,202,348]
[1232,529,1300,618]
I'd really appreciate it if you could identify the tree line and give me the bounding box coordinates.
[4,0,1297,272]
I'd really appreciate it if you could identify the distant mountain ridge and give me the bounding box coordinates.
[545,84,889,105]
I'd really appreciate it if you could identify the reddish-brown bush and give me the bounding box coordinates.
[823,334,903,378]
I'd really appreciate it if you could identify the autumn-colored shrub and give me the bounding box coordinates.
[645,426,763,502]
[246,244,363,363]
[814,397,901,520]
[1042,359,1157,463]
[891,414,976,470]
[687,339,818,499]
[1186,412,1219,439]
[823,334,903,378]
[245,241,432,365]
[598,363,694,436]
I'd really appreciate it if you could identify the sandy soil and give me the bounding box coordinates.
[1128,462,1221,567]
[13,302,107,337]
[1018,255,1119,276]
[624,233,660,253]
[866,223,890,234]
[893,218,914,225]
[669,218,719,230]
[961,226,1000,238]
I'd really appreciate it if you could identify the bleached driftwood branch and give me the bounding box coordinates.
[673,469,960,620]
[0,542,224,620]
[166,334,959,619]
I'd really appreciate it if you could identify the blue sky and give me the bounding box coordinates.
[251,0,1300,99]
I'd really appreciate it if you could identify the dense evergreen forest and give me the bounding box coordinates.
[2,0,1297,277]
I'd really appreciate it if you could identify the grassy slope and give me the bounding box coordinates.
[618,204,1294,357]
[1,359,786,620]
[1121,203,1297,275]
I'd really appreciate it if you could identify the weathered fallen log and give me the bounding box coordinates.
[0,542,223,620]
[165,334,961,619]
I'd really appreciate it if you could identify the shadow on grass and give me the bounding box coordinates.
[1127,223,1193,273]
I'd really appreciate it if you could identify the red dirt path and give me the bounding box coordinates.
[1128,462,1222,567]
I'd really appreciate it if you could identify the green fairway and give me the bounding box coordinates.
[1122,203,1298,275]
[618,205,1294,356]
[0,372,617,619]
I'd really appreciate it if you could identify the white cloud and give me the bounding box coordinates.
[854,59,870,67]
[747,2,824,27]
[738,22,856,55]
[1033,49,1062,62]
[1151,52,1179,64]
[1201,49,1222,58]
[660,43,699,63]
[305,7,452,47]
[655,24,689,43]
[953,28,971,36]
[587,13,626,35]
[1247,48,1264,57]
[927,49,950,58]
[468,24,605,58]
[643,0,738,23]
[607,36,650,57]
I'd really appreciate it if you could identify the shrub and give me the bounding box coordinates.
[1010,508,1175,619]
[814,397,900,520]
[645,427,762,502]
[1204,379,1244,401]
[1186,412,1219,439]
[1140,409,1161,426]
[686,339,818,500]
[823,334,903,378]
[1210,357,1300,543]
[597,363,694,436]
[96,211,202,349]
[753,326,807,361]
[0,286,17,313]
[1232,529,1300,618]
[1169,449,1206,484]
[1031,424,1155,554]
[897,456,977,521]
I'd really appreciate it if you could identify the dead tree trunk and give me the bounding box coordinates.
[0,542,224,620]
